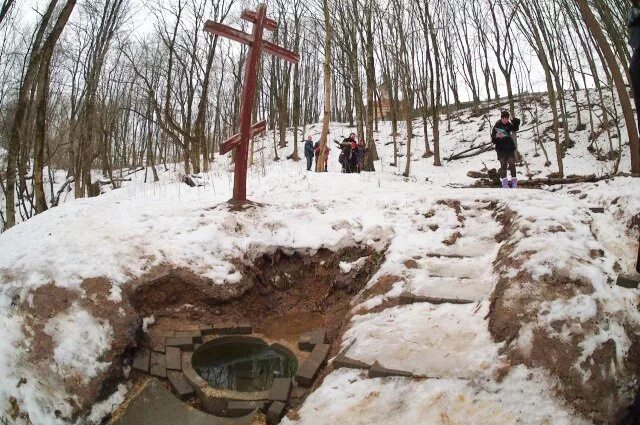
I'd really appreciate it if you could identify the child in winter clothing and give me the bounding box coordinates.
[304,136,315,171]
[491,110,521,188]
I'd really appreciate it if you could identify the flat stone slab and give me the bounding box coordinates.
[213,322,252,335]
[165,347,181,370]
[200,325,214,336]
[150,352,167,378]
[112,380,256,425]
[267,401,286,425]
[213,322,237,335]
[176,330,203,343]
[132,348,151,374]
[235,322,252,335]
[368,361,412,379]
[167,371,195,400]
[165,336,194,350]
[309,344,330,364]
[617,274,640,289]
[298,329,326,352]
[269,378,292,402]
[295,360,320,388]
[333,352,370,370]
[227,401,265,416]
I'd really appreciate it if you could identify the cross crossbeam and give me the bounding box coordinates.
[219,120,267,155]
[204,3,299,203]
[204,21,300,63]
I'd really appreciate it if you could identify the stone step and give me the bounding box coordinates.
[167,371,195,400]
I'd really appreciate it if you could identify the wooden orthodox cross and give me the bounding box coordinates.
[204,4,299,203]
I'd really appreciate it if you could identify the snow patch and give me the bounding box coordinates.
[44,303,113,382]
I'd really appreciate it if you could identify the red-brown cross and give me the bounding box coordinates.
[204,3,299,203]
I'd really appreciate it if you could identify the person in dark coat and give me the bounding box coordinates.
[629,0,640,129]
[356,139,367,173]
[304,136,315,171]
[339,133,357,173]
[491,110,521,188]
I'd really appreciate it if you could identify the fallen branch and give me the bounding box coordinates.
[97,178,132,186]
[51,176,75,207]
[470,173,613,188]
[446,142,493,161]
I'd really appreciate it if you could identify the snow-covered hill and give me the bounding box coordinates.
[0,91,638,424]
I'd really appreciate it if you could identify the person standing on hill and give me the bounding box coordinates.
[340,133,357,173]
[491,110,521,188]
[304,136,315,171]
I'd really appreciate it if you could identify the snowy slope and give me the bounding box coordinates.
[0,91,638,424]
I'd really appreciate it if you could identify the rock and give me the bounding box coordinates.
[617,274,640,289]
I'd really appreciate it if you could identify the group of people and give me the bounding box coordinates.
[303,133,367,173]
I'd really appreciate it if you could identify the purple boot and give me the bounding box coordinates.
[501,178,509,188]
[511,178,518,189]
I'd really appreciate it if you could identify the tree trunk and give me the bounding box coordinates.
[574,0,639,173]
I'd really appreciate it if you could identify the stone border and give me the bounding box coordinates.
[132,324,324,423]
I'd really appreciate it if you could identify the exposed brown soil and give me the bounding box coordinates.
[20,279,138,422]
[19,245,384,422]
[488,204,640,422]
[130,247,384,346]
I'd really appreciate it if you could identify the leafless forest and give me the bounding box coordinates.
[0,0,638,231]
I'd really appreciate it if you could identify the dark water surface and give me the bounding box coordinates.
[192,340,297,392]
